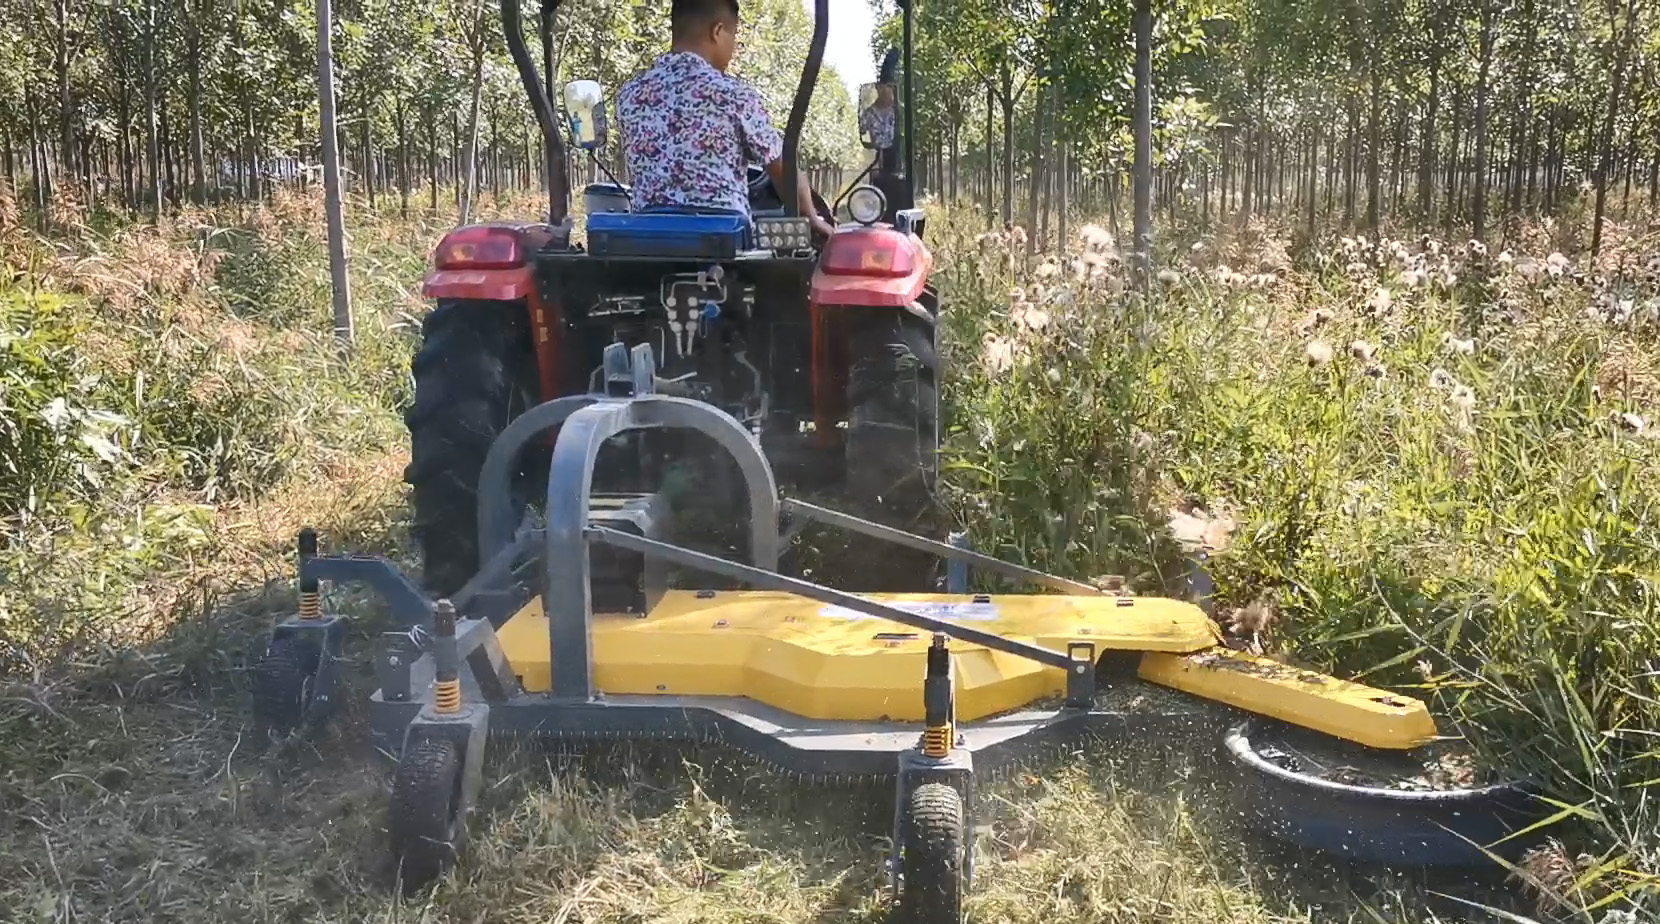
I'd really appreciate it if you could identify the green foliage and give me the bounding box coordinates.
[942,215,1660,906]
[0,286,129,523]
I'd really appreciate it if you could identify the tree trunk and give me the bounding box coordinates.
[1306,122,1318,238]
[428,109,439,211]
[144,0,163,225]
[188,8,207,204]
[1470,2,1496,240]
[317,0,354,349]
[999,64,1015,226]
[1444,84,1463,230]
[460,48,485,225]
[54,0,74,186]
[1058,135,1069,247]
[1027,82,1046,255]
[398,97,410,218]
[1591,0,1639,256]
[1366,66,1382,229]
[362,109,376,210]
[1132,0,1153,277]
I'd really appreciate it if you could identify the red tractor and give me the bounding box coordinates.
[405,0,940,598]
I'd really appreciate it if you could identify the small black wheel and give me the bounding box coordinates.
[844,305,940,524]
[250,635,319,735]
[389,737,465,892]
[897,782,965,924]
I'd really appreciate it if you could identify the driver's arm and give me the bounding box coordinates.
[765,159,830,233]
[735,79,834,238]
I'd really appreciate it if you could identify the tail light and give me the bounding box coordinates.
[435,226,525,270]
[821,230,917,278]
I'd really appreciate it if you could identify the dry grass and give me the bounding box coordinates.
[1,683,1421,924]
[5,189,1649,923]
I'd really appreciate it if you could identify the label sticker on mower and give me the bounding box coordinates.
[819,601,1001,622]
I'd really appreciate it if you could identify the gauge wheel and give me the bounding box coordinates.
[897,782,966,923]
[389,737,465,892]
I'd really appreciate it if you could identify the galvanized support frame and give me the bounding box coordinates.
[291,363,1233,777]
[589,525,1088,682]
[780,499,1104,597]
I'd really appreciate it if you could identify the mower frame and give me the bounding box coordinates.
[268,343,1229,907]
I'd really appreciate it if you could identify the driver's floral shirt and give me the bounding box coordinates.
[616,51,783,215]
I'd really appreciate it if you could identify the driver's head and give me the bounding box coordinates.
[672,0,740,73]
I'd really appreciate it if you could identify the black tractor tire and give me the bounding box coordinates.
[897,782,966,924]
[404,299,544,600]
[844,307,940,526]
[389,737,465,892]
[250,635,319,736]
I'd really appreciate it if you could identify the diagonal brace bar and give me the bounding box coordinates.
[780,499,1104,596]
[586,526,1081,672]
[449,526,543,614]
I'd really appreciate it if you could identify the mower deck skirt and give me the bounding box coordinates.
[370,686,1223,778]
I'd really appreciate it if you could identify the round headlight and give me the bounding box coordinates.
[848,185,886,225]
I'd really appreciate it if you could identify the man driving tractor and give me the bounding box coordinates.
[616,0,837,240]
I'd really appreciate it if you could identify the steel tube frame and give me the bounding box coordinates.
[780,499,1104,596]
[588,526,1076,671]
[543,395,781,699]
[475,394,600,563]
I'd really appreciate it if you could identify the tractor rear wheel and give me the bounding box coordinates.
[897,782,966,924]
[844,306,939,526]
[404,299,544,600]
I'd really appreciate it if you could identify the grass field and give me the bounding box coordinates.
[2,183,1657,922]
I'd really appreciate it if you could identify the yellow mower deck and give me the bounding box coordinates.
[497,590,1438,749]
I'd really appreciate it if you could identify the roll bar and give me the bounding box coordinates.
[502,0,837,225]
[504,0,569,225]
[900,0,915,185]
[781,0,830,218]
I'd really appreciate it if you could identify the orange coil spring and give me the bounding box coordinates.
[299,591,320,620]
[434,678,461,713]
[922,723,953,758]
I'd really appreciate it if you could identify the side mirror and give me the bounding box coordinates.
[563,79,607,150]
[858,81,898,151]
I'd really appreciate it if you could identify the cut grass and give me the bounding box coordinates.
[2,188,1655,922]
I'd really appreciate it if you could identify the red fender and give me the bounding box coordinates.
[420,222,564,403]
[808,226,934,446]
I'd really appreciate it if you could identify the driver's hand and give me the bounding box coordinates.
[810,215,836,241]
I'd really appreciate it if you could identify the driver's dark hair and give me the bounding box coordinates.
[672,0,739,41]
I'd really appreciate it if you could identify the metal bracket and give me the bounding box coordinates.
[300,556,433,629]
[543,395,782,699]
[1064,641,1097,708]
[270,613,348,727]
[891,747,976,899]
[375,629,419,702]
